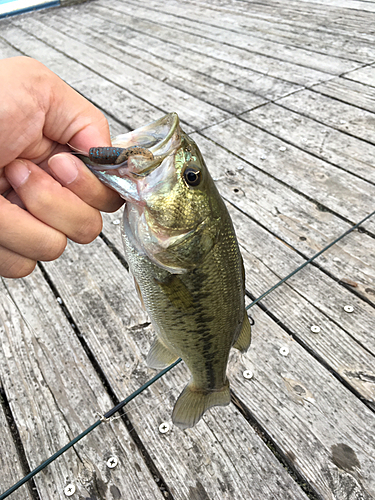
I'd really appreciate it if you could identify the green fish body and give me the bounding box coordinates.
[80,113,251,429]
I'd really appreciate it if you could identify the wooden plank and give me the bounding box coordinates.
[177,0,375,42]
[85,0,332,87]
[258,0,375,30]
[289,0,375,12]
[0,35,23,58]
[344,64,375,88]
[41,8,267,116]
[42,223,375,500]
[68,2,301,102]
[40,237,310,500]
[200,116,375,233]
[94,0,361,76]
[0,23,194,134]
[242,102,375,183]
[276,89,375,145]
[130,0,375,64]
[230,204,375,380]
[0,274,165,500]
[101,122,375,312]
[10,16,230,131]
[194,136,375,299]
[231,305,375,500]
[0,393,33,499]
[101,199,375,391]
[313,76,375,113]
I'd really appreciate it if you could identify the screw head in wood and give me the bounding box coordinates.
[159,422,170,434]
[243,370,254,379]
[64,484,76,497]
[279,346,289,356]
[106,456,118,469]
[343,305,354,313]
[310,325,321,333]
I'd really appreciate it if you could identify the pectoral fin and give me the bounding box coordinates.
[147,338,179,369]
[133,278,146,310]
[233,313,252,353]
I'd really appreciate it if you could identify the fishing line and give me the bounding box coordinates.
[245,208,375,310]
[0,207,374,499]
[0,359,182,500]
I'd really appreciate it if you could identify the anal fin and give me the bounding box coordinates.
[147,338,179,369]
[233,312,252,353]
[172,381,231,430]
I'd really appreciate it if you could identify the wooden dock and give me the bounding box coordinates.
[1,0,375,498]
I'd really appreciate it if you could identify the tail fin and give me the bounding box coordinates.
[172,381,231,430]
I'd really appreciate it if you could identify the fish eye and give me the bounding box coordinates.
[183,166,201,187]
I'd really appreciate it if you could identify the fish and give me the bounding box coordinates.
[78,113,251,429]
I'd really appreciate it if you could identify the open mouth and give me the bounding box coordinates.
[82,112,181,179]
[76,113,181,200]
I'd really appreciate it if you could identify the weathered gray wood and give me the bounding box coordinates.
[230,306,375,500]
[345,64,375,87]
[314,76,375,113]
[0,22,193,134]
[41,237,310,500]
[128,0,375,65]
[39,12,267,114]
[0,275,165,500]
[72,3,302,101]
[247,0,375,35]
[39,8,267,116]
[11,16,230,131]
[243,102,375,183]
[94,0,361,76]
[41,229,375,500]
[57,3,301,102]
[291,0,375,13]
[174,0,375,44]
[193,133,375,294]
[0,395,33,499]
[60,0,87,6]
[86,0,332,87]
[0,36,23,58]
[101,200,375,401]
[276,89,375,145]
[201,116,375,234]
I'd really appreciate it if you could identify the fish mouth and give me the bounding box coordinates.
[82,113,180,179]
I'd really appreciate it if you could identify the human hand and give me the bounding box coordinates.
[0,56,124,278]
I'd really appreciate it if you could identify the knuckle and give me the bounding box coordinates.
[14,260,37,278]
[39,233,67,261]
[0,253,36,279]
[71,212,103,244]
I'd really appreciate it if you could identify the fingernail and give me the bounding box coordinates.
[5,160,31,188]
[49,154,79,185]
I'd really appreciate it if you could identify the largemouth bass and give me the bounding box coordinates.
[79,113,251,429]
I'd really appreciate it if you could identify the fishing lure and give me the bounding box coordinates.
[88,146,154,165]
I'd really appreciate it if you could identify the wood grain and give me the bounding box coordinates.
[1,0,375,498]
[0,390,33,499]
[41,237,310,500]
[0,275,164,500]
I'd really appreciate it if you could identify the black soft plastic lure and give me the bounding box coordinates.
[88,146,153,165]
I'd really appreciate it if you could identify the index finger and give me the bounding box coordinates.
[0,57,112,166]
